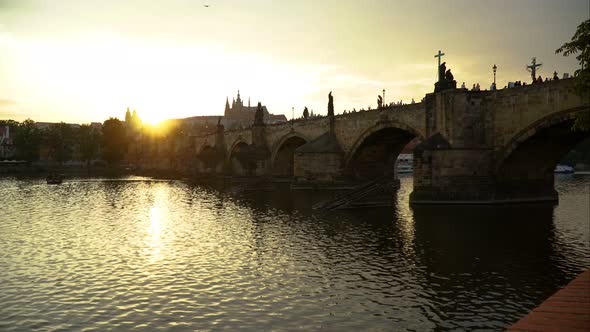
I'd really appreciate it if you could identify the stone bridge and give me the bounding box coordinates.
[191,78,589,204]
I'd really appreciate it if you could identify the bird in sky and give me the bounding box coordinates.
[204,4,210,7]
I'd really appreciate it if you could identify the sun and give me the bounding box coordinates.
[139,110,164,126]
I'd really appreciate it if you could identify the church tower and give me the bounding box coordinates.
[224,97,230,116]
[235,90,243,112]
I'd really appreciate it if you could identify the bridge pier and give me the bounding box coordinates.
[410,143,497,204]
[409,145,559,204]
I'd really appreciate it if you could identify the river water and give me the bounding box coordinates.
[0,175,588,331]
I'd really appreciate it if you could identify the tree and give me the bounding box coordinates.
[101,117,127,165]
[79,124,101,166]
[0,119,20,132]
[303,107,309,119]
[46,122,75,165]
[13,119,40,162]
[556,19,590,131]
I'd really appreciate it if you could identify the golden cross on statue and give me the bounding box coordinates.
[434,50,445,80]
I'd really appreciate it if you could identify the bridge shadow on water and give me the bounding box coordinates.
[230,182,582,327]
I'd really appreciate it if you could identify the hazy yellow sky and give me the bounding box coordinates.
[0,0,588,124]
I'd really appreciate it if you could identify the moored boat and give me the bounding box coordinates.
[396,153,414,173]
[554,164,574,174]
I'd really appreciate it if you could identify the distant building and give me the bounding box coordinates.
[161,91,288,135]
[34,122,81,130]
[0,126,15,159]
[223,91,287,129]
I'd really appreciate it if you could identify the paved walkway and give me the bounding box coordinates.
[506,269,590,331]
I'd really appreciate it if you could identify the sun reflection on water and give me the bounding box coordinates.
[396,175,416,257]
[144,187,171,262]
[146,206,163,261]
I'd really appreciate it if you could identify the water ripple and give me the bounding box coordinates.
[0,175,588,331]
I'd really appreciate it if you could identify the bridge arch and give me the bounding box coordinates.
[227,139,248,162]
[344,122,423,180]
[494,107,589,199]
[270,132,309,176]
[496,107,589,172]
[228,140,250,175]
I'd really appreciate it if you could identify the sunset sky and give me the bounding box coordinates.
[0,0,588,124]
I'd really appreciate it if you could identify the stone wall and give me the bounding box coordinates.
[294,152,343,181]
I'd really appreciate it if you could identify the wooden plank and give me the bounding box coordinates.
[506,269,590,332]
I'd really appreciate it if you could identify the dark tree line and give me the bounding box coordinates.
[1,119,107,165]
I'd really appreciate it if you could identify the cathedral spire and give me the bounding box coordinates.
[248,97,251,108]
[236,90,243,109]
[225,97,230,114]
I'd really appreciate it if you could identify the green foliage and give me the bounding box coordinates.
[13,119,40,162]
[79,124,101,165]
[0,119,20,132]
[45,122,76,165]
[101,117,127,165]
[556,19,590,131]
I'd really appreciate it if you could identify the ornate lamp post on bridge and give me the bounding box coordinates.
[492,64,497,90]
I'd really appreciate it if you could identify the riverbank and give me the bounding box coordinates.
[0,163,134,177]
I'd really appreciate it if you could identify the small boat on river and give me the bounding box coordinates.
[396,154,414,173]
[46,174,63,184]
[554,165,575,174]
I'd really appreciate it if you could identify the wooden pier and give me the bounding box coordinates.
[506,269,590,331]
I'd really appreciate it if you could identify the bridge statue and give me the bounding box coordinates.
[328,91,336,133]
[328,91,334,117]
[438,62,447,83]
[377,95,383,109]
[445,69,454,81]
[435,62,456,92]
[254,102,264,126]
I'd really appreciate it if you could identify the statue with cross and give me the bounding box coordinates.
[527,57,542,82]
[433,50,456,92]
